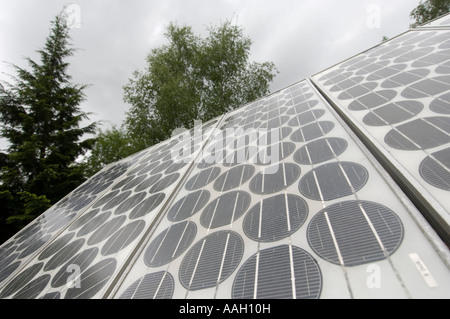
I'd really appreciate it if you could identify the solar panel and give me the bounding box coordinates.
[311,13,450,246]
[1,14,450,300]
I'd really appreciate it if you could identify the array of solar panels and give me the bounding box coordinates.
[1,14,450,299]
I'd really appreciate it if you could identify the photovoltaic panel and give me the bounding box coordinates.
[109,80,450,299]
[1,14,450,300]
[311,14,450,245]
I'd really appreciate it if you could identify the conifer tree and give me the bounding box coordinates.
[0,15,97,242]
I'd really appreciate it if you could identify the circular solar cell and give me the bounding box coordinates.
[223,146,258,167]
[87,215,126,246]
[168,190,211,222]
[119,272,174,299]
[185,167,221,191]
[51,247,99,288]
[232,245,322,299]
[286,100,319,116]
[366,64,407,81]
[44,238,85,271]
[213,165,255,192]
[200,191,251,229]
[385,117,450,150]
[149,173,180,193]
[249,163,301,195]
[348,90,397,111]
[64,258,117,299]
[76,211,112,237]
[111,175,134,191]
[430,92,450,114]
[307,200,404,266]
[0,263,43,298]
[165,161,188,174]
[114,192,147,215]
[257,127,293,145]
[255,142,296,166]
[102,190,132,211]
[38,233,75,261]
[381,69,431,89]
[120,174,147,191]
[288,109,326,127]
[179,230,244,291]
[12,274,50,299]
[0,259,20,285]
[68,209,101,232]
[436,60,450,74]
[144,221,197,268]
[299,162,369,201]
[260,116,290,130]
[243,194,308,242]
[101,220,146,256]
[338,82,378,100]
[129,193,165,220]
[290,121,335,143]
[401,76,450,99]
[293,138,348,165]
[330,76,364,92]
[134,174,162,192]
[420,147,450,191]
[363,101,424,126]
[92,189,120,209]
[18,234,51,259]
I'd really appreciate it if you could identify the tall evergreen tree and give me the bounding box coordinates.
[0,15,97,242]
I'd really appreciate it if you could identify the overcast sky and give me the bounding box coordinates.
[0,0,420,149]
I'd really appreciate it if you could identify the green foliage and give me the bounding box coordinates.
[123,20,278,152]
[6,192,51,226]
[0,14,97,243]
[85,126,135,176]
[410,0,450,28]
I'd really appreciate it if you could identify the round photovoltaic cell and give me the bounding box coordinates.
[179,230,244,291]
[419,147,450,191]
[167,190,211,222]
[64,258,117,299]
[288,109,326,127]
[87,216,127,246]
[385,117,450,150]
[430,92,450,114]
[201,191,251,229]
[129,193,165,220]
[101,220,146,256]
[348,90,397,111]
[0,263,44,298]
[249,163,301,195]
[307,200,404,266]
[362,101,424,126]
[290,121,335,143]
[232,245,322,299]
[243,194,308,242]
[144,221,197,268]
[255,142,296,166]
[44,238,85,271]
[293,138,348,165]
[213,165,255,192]
[50,247,98,288]
[299,162,369,201]
[119,272,174,299]
[185,167,221,191]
